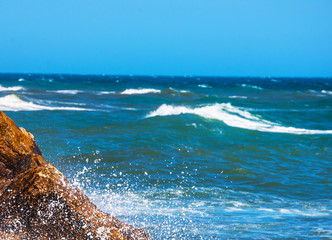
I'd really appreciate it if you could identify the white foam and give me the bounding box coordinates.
[321,90,332,95]
[0,85,24,92]
[53,90,82,94]
[228,96,248,99]
[0,94,90,111]
[146,103,332,135]
[259,208,329,217]
[224,207,243,212]
[179,89,190,93]
[163,87,192,95]
[121,88,161,95]
[96,91,116,95]
[258,208,275,212]
[198,84,212,89]
[229,201,249,207]
[240,84,263,90]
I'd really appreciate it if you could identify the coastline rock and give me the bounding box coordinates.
[0,111,151,240]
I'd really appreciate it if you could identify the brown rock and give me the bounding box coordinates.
[0,111,151,240]
[0,230,20,240]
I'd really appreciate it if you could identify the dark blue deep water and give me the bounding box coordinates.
[1,74,331,239]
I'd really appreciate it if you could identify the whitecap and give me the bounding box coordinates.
[96,91,116,95]
[53,90,82,94]
[198,84,212,89]
[258,208,275,212]
[229,201,249,207]
[161,87,192,95]
[224,207,243,212]
[278,208,329,217]
[146,103,332,135]
[321,90,332,95]
[121,88,161,95]
[179,89,190,93]
[0,85,24,92]
[0,94,91,111]
[240,84,263,90]
[228,96,248,99]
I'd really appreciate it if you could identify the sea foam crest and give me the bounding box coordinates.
[53,90,82,94]
[0,85,24,92]
[147,103,332,135]
[0,94,90,111]
[198,84,212,89]
[321,90,332,95]
[228,96,248,99]
[96,91,116,95]
[121,88,161,95]
[240,84,263,90]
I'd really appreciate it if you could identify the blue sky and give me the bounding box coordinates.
[1,0,332,77]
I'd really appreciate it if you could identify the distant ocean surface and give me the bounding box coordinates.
[0,73,331,239]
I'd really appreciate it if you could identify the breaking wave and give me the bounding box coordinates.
[198,84,212,89]
[95,91,116,95]
[0,85,24,92]
[240,84,263,90]
[321,90,332,95]
[46,88,194,96]
[121,88,161,95]
[51,90,83,94]
[0,94,91,111]
[146,103,332,135]
[120,88,190,95]
[228,96,248,99]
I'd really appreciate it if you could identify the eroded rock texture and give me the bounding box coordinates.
[0,111,151,240]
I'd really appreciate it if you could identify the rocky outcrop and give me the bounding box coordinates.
[0,111,151,240]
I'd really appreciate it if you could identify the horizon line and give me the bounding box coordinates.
[1,71,332,79]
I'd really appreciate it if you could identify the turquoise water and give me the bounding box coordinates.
[1,74,331,239]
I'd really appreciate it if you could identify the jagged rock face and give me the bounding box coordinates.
[0,112,45,182]
[0,111,151,240]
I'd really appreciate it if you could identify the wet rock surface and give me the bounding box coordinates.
[0,111,151,240]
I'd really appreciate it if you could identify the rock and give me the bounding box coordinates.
[0,111,151,240]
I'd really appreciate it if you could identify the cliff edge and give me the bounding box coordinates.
[0,111,151,240]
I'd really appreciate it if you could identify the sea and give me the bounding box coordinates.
[0,73,331,239]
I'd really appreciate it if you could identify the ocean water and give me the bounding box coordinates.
[0,73,331,239]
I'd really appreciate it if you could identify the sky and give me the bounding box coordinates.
[1,0,332,77]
